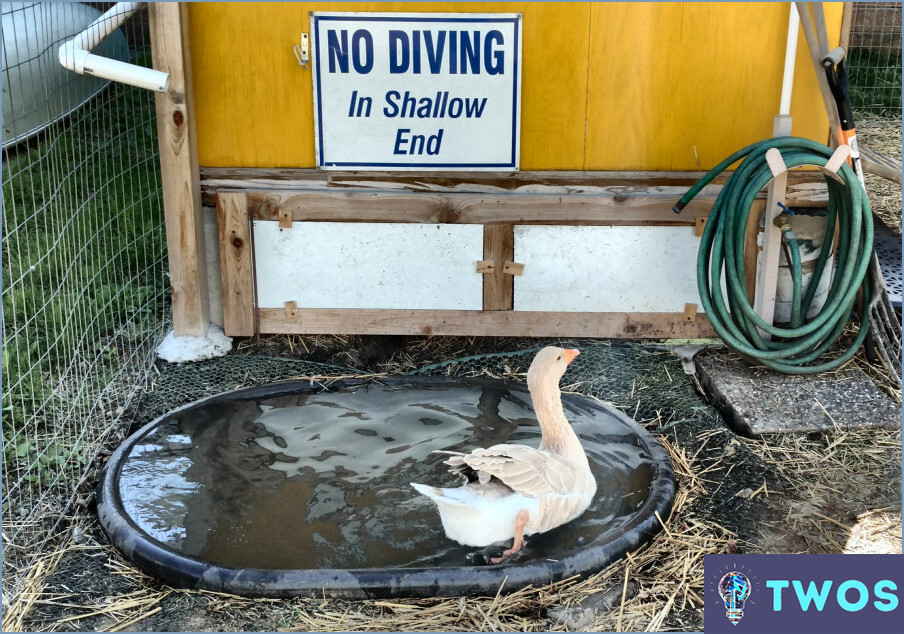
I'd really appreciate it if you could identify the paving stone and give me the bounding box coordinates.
[695,349,902,435]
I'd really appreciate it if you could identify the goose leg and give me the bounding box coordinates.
[491,509,530,564]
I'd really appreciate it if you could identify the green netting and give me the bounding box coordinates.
[138,340,715,439]
[408,340,711,427]
[135,356,367,426]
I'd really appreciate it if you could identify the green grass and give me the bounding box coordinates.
[2,80,169,475]
[848,48,903,116]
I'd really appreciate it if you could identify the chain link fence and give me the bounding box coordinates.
[849,2,903,116]
[2,3,169,605]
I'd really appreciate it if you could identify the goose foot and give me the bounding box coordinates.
[467,545,514,566]
[490,508,530,564]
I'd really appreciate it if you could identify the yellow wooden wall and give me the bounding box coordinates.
[188,2,844,171]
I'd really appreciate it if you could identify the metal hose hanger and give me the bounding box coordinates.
[674,136,874,374]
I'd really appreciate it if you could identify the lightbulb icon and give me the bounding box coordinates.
[718,571,751,625]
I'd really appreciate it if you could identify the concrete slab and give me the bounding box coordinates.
[695,349,902,435]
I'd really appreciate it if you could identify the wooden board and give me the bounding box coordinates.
[188,2,590,169]
[150,2,209,336]
[252,221,484,310]
[257,307,716,338]
[584,3,843,170]
[187,2,843,170]
[216,192,254,336]
[243,189,722,226]
[483,224,514,310]
[513,225,702,313]
[198,167,832,208]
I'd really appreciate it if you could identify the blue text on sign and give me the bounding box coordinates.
[327,29,506,75]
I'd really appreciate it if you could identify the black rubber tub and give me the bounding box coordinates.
[97,376,675,598]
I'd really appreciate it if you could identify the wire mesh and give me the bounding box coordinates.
[849,2,903,116]
[1,3,168,603]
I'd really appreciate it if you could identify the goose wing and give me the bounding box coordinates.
[438,445,579,498]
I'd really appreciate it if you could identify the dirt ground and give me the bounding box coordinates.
[8,335,901,633]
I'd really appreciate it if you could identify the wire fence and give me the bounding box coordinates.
[1,3,169,604]
[849,1,903,116]
[0,0,900,621]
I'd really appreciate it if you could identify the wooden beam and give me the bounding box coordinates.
[216,192,254,336]
[483,225,514,310]
[199,167,831,207]
[753,123,793,335]
[257,308,717,339]
[150,2,208,336]
[245,190,716,226]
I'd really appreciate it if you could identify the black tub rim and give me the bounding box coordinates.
[97,375,676,599]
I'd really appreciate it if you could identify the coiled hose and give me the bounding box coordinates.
[674,137,875,374]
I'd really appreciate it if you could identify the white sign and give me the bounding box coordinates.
[310,12,522,170]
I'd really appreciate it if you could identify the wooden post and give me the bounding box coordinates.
[217,193,255,336]
[482,225,514,310]
[149,2,209,336]
[752,116,793,336]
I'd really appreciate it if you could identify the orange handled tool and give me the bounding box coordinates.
[822,46,865,187]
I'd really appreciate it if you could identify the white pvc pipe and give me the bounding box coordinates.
[59,2,169,93]
[779,3,800,116]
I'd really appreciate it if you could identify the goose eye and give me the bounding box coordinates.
[556,355,562,361]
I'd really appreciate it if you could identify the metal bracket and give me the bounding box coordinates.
[294,33,309,69]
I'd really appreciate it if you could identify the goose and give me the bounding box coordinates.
[411,346,597,563]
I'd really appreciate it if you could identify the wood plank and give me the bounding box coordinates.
[753,121,793,334]
[483,225,513,310]
[257,308,717,339]
[585,3,842,170]
[200,167,723,193]
[683,304,698,323]
[245,190,718,226]
[745,200,767,304]
[216,192,254,336]
[199,167,831,206]
[860,145,903,185]
[187,3,591,170]
[150,2,209,336]
[188,3,841,171]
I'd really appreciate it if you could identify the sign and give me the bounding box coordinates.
[310,12,522,170]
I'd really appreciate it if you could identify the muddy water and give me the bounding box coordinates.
[115,378,662,570]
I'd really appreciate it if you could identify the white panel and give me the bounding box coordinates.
[514,226,702,313]
[254,222,484,310]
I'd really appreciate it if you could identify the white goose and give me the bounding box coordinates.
[411,346,597,563]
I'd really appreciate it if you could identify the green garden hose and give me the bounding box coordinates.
[673,136,875,374]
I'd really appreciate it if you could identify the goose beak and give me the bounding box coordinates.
[563,349,580,364]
